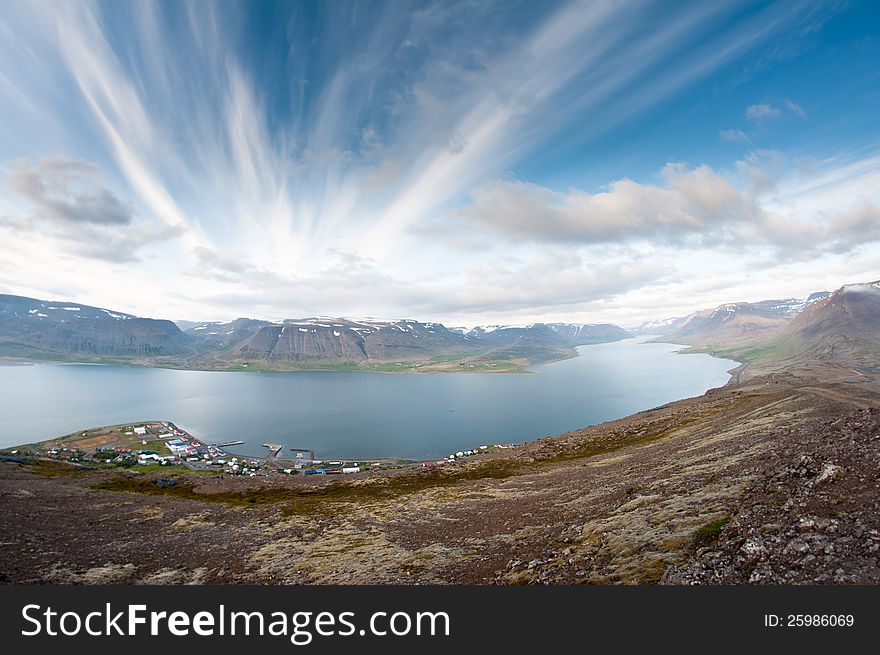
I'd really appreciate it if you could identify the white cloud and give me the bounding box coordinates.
[784,98,807,118]
[745,99,807,122]
[720,128,748,142]
[745,103,780,120]
[455,155,880,261]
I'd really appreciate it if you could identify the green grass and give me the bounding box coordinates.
[27,459,95,476]
[89,399,750,515]
[133,463,197,475]
[139,440,171,455]
[691,516,731,548]
[93,457,526,516]
[366,361,421,372]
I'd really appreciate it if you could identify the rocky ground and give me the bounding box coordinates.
[0,366,877,585]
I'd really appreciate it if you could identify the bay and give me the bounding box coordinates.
[0,339,737,460]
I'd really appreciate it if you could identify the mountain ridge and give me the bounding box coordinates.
[0,293,631,371]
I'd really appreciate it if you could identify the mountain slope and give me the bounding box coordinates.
[654,292,832,350]
[661,302,791,349]
[771,281,880,371]
[0,294,193,359]
[234,318,477,363]
[0,294,633,370]
[183,318,271,350]
[636,292,831,340]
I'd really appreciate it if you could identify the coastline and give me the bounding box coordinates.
[0,338,738,458]
[2,364,876,584]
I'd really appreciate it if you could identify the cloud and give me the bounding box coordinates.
[745,99,806,122]
[720,128,747,142]
[191,247,662,320]
[745,103,780,120]
[458,163,754,245]
[7,157,132,225]
[61,221,185,263]
[735,148,785,195]
[760,200,880,256]
[784,98,807,118]
[4,156,183,261]
[455,157,880,259]
[0,1,867,325]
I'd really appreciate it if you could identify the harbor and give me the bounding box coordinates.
[8,418,518,481]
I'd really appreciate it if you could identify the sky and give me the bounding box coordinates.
[0,0,878,327]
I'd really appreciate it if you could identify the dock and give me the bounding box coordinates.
[208,440,244,447]
[262,443,283,458]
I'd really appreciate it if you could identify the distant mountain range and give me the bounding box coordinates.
[0,294,630,371]
[634,292,832,349]
[0,294,191,359]
[638,282,879,377]
[1,279,876,375]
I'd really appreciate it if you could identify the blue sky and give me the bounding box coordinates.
[0,0,878,325]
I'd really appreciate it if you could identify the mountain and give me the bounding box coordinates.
[648,281,879,379]
[545,322,632,344]
[459,322,631,365]
[770,281,880,371]
[182,318,271,350]
[643,292,832,348]
[233,318,477,363]
[0,293,632,370]
[466,322,629,345]
[659,302,793,349]
[0,294,193,359]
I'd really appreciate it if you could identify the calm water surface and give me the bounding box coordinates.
[0,339,737,460]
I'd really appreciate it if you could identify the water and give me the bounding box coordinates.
[0,339,737,460]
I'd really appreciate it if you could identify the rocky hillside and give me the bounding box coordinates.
[468,322,629,345]
[649,292,831,350]
[197,318,630,367]
[182,318,270,350]
[657,281,880,380]
[770,281,880,372]
[230,318,479,363]
[0,294,193,359]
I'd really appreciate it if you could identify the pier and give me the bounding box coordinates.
[208,440,244,447]
[262,443,283,458]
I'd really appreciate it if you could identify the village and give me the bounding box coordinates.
[5,420,519,479]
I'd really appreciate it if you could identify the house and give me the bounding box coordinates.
[134,427,147,436]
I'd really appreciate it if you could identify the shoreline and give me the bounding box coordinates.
[2,365,876,584]
[0,335,722,377]
[0,339,740,461]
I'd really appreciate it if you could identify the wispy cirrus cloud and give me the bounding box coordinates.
[745,103,781,120]
[0,0,874,324]
[746,98,808,121]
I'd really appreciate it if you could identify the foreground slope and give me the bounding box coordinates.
[1,368,877,584]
